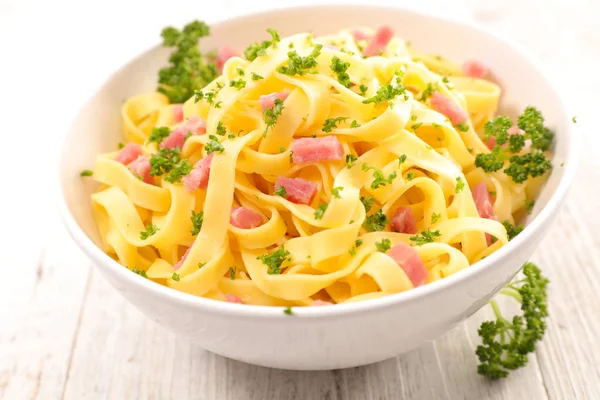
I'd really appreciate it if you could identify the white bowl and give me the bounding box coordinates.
[58,5,579,370]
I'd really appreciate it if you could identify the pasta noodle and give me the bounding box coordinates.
[87,27,548,307]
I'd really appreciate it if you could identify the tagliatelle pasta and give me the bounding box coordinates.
[86,26,551,307]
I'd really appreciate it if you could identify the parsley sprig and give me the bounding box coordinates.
[364,210,389,232]
[476,262,549,379]
[157,20,218,103]
[147,127,171,145]
[363,77,407,105]
[190,210,204,235]
[322,117,348,133]
[149,148,192,183]
[263,98,285,135]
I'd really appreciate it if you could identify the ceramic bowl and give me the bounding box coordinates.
[58,5,579,370]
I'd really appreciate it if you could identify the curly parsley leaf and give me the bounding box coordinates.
[314,204,328,220]
[362,163,397,189]
[476,262,549,379]
[205,135,225,155]
[263,98,285,135]
[245,28,281,61]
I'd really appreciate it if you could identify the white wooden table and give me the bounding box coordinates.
[1,0,598,398]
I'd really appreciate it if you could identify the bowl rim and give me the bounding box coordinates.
[57,4,581,320]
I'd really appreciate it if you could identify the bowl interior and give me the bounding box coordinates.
[59,5,574,286]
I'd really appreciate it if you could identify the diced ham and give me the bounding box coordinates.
[462,60,489,79]
[183,153,214,192]
[259,91,289,112]
[363,25,394,57]
[173,105,184,123]
[160,129,187,150]
[173,247,190,271]
[390,207,417,234]
[160,116,207,149]
[472,182,498,245]
[430,92,469,126]
[291,136,344,164]
[230,207,264,229]
[225,293,243,304]
[352,30,371,41]
[486,125,524,149]
[216,46,239,73]
[387,242,428,287]
[127,156,152,184]
[472,183,495,219]
[114,143,143,165]
[274,176,319,205]
[312,300,333,306]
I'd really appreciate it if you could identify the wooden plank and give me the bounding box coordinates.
[0,228,91,400]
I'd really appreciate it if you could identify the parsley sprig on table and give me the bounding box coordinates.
[157,20,218,103]
[475,107,553,184]
[476,262,549,379]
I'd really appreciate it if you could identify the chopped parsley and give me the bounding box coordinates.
[172,272,180,281]
[149,148,182,177]
[455,177,466,193]
[283,306,293,315]
[363,79,407,105]
[331,186,344,198]
[322,117,348,132]
[362,164,397,189]
[244,28,281,61]
[190,210,204,235]
[330,55,352,88]
[164,159,192,183]
[263,98,285,135]
[410,229,441,245]
[346,154,358,168]
[205,135,225,154]
[360,196,375,212]
[398,154,407,165]
[572,116,577,123]
[140,224,159,240]
[375,238,392,253]
[147,126,171,145]
[274,185,287,197]
[355,239,363,248]
[350,120,361,128]
[118,142,125,149]
[419,82,439,101]
[229,267,236,280]
[251,72,264,81]
[411,122,423,130]
[406,172,414,181]
[503,220,524,241]
[364,209,389,232]
[216,121,226,136]
[132,267,148,278]
[431,213,441,224]
[359,84,369,95]
[194,89,218,105]
[456,123,469,132]
[198,262,206,269]
[80,169,93,177]
[257,246,291,275]
[277,45,323,76]
[314,204,328,220]
[229,78,246,90]
[157,20,217,103]
[525,200,535,215]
